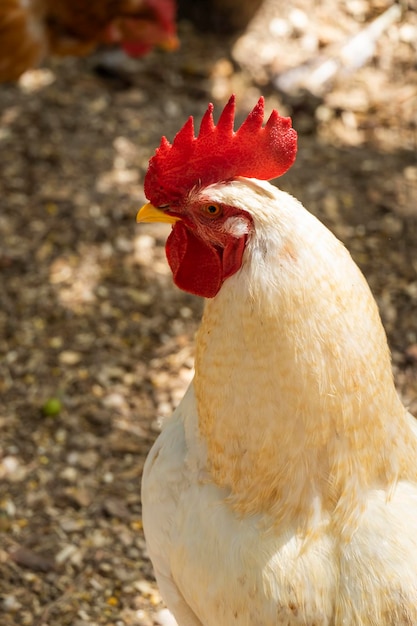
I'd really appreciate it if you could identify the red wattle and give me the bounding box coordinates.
[165,222,244,298]
[122,41,152,57]
[222,234,247,280]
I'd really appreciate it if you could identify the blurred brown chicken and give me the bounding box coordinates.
[0,0,178,82]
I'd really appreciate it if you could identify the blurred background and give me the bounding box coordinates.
[0,0,416,623]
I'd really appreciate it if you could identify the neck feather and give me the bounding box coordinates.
[193,182,417,532]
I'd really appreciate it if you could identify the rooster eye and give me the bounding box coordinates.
[202,203,222,218]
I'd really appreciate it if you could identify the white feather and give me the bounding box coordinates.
[142,179,417,625]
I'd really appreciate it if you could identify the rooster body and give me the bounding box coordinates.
[140,99,417,625]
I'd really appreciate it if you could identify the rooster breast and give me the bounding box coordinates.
[142,384,336,626]
[143,386,417,625]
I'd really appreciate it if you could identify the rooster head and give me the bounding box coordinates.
[137,96,297,297]
[102,0,178,57]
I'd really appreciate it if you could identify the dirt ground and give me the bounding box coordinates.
[1,0,417,624]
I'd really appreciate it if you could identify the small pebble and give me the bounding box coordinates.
[59,350,83,365]
[156,608,178,626]
[42,397,62,416]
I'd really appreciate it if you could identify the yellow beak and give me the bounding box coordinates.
[136,202,180,224]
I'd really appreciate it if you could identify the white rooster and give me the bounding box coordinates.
[138,95,417,625]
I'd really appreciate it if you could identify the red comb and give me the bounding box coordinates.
[144,95,297,207]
